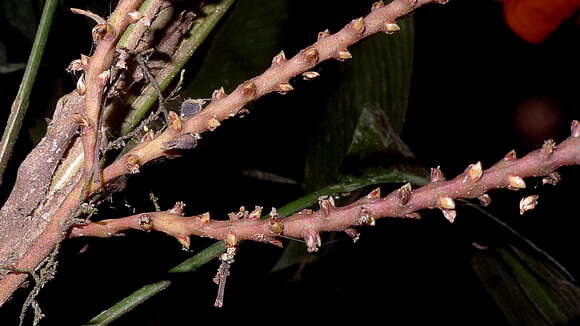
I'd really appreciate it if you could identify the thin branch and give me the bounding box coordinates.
[0,0,58,187]
[70,132,580,253]
[100,0,449,190]
[78,0,145,186]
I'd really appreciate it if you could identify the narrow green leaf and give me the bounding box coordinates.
[0,0,57,187]
[304,18,414,191]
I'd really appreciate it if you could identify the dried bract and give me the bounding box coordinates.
[317,29,330,40]
[478,194,491,207]
[507,174,526,190]
[430,166,445,182]
[272,51,286,66]
[138,214,153,231]
[439,196,455,210]
[398,183,412,205]
[351,17,366,34]
[344,228,360,243]
[302,71,320,80]
[541,139,556,154]
[371,1,385,11]
[442,209,457,223]
[467,161,483,182]
[384,22,400,34]
[520,195,539,215]
[125,155,140,174]
[542,172,561,186]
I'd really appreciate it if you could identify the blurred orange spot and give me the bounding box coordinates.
[503,0,580,43]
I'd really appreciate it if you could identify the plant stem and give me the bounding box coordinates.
[121,0,238,134]
[0,0,58,187]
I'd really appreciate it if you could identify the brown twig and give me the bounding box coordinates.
[69,130,580,253]
[95,0,450,191]
[74,0,145,186]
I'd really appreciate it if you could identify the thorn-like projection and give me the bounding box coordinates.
[439,196,455,210]
[302,71,320,80]
[367,187,381,199]
[92,23,114,42]
[371,1,385,11]
[79,55,90,72]
[248,206,262,219]
[138,214,153,231]
[520,195,539,215]
[405,212,421,219]
[66,59,83,73]
[571,120,580,138]
[168,111,183,132]
[98,69,110,85]
[125,155,140,174]
[442,209,457,223]
[318,195,336,215]
[272,51,286,66]
[277,82,294,94]
[541,139,556,154]
[467,161,483,183]
[336,49,353,61]
[398,183,412,205]
[212,87,226,101]
[318,29,330,40]
[128,11,143,22]
[76,75,86,95]
[302,47,320,64]
[351,17,366,34]
[303,229,322,253]
[430,166,445,182]
[504,149,517,161]
[344,228,360,243]
[384,22,400,34]
[168,202,185,216]
[214,246,236,308]
[507,174,526,190]
[176,235,190,250]
[542,172,561,186]
[207,115,221,131]
[240,81,256,98]
[197,212,211,227]
[478,194,491,207]
[359,207,376,226]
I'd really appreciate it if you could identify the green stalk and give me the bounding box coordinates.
[0,0,58,186]
[121,0,237,135]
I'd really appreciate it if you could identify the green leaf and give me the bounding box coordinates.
[183,0,290,97]
[303,17,414,191]
[473,246,580,326]
[469,206,580,326]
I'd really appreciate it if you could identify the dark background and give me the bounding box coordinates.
[0,0,578,325]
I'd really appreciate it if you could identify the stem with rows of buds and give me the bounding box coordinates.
[70,125,580,254]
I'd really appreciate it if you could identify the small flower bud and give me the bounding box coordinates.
[442,209,457,223]
[507,174,526,190]
[542,172,561,186]
[359,207,375,226]
[468,161,483,182]
[277,82,294,94]
[212,87,226,101]
[318,29,330,40]
[519,195,539,215]
[336,49,352,61]
[478,194,491,207]
[439,196,455,210]
[430,166,445,182]
[571,120,580,138]
[503,149,517,161]
[384,22,400,34]
[272,51,286,66]
[125,155,140,174]
[303,47,319,64]
[398,183,412,205]
[351,17,366,34]
[302,71,320,80]
[371,1,385,11]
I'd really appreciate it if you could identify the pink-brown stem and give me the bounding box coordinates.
[70,132,580,252]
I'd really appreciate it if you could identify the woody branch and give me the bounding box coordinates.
[70,125,580,253]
